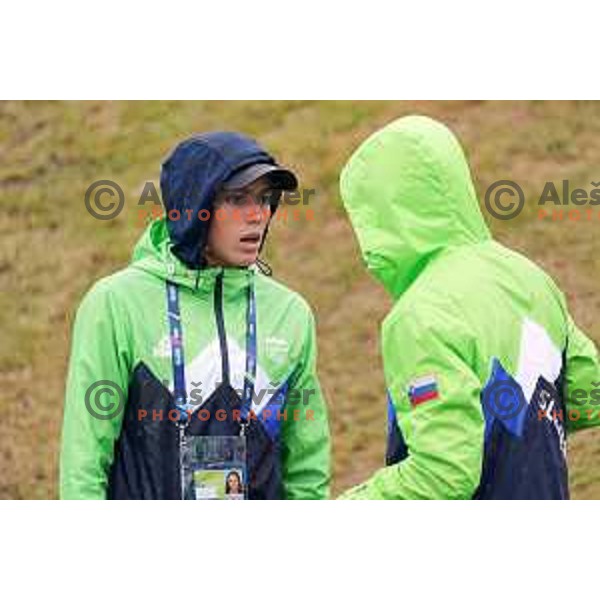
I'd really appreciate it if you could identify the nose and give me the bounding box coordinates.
[242,195,269,224]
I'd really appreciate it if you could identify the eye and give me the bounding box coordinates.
[226,193,247,207]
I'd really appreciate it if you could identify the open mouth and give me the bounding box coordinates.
[239,232,261,245]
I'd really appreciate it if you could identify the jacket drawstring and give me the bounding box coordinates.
[256,257,273,277]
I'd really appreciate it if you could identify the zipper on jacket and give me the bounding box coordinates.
[214,270,230,385]
[214,269,251,438]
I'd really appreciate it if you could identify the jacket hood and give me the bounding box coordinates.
[160,131,278,268]
[340,115,491,299]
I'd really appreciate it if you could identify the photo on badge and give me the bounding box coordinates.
[189,436,247,500]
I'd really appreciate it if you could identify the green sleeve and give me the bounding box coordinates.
[60,280,132,499]
[281,308,331,499]
[564,312,600,431]
[340,303,484,499]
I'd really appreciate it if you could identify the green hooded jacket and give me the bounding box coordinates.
[340,115,600,499]
[60,218,330,499]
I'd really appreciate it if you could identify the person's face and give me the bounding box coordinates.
[204,177,276,267]
[227,473,240,493]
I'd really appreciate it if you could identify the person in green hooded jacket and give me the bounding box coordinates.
[339,115,600,500]
[60,132,330,500]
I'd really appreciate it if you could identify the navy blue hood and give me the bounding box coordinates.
[160,131,278,268]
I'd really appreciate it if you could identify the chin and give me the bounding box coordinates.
[231,257,255,267]
[238,252,259,266]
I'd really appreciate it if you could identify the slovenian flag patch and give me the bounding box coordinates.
[408,374,440,406]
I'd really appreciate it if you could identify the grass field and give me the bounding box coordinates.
[2,100,600,499]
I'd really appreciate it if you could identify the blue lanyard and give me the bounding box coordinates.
[241,280,257,419]
[166,281,187,420]
[166,274,257,423]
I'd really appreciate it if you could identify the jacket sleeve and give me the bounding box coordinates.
[281,306,331,499]
[340,303,484,499]
[60,280,132,499]
[564,312,600,431]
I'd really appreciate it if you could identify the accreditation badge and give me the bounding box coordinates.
[186,436,247,500]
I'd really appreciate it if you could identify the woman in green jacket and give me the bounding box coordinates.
[60,132,330,500]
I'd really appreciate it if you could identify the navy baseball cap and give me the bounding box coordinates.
[223,162,298,191]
